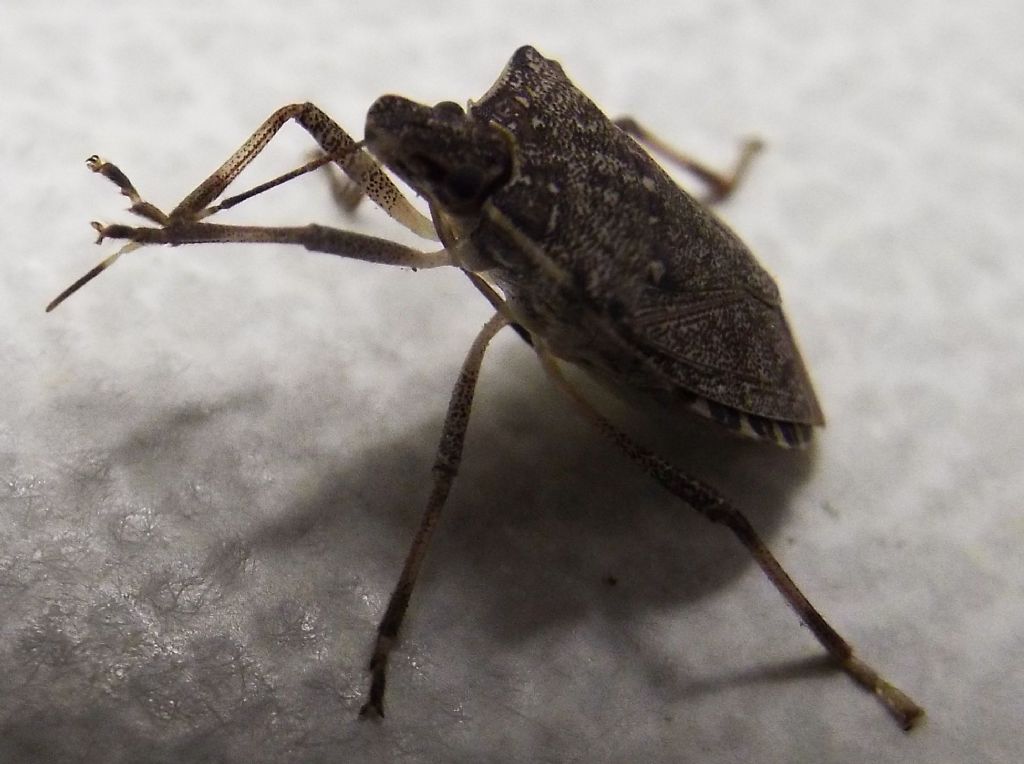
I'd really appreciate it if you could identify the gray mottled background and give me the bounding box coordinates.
[2,1,1021,762]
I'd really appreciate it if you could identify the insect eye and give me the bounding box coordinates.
[433,101,465,119]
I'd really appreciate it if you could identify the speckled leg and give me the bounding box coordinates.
[47,103,445,312]
[168,102,436,239]
[312,150,367,215]
[614,117,763,205]
[360,312,509,719]
[536,347,925,731]
[46,155,449,312]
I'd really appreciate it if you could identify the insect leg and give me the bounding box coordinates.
[46,218,453,312]
[201,153,336,217]
[165,103,436,240]
[310,150,367,215]
[98,219,451,268]
[535,349,925,731]
[206,151,365,219]
[614,117,763,205]
[360,311,509,718]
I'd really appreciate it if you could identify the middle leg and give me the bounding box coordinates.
[360,311,510,718]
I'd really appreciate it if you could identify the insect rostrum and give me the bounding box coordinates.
[49,45,923,729]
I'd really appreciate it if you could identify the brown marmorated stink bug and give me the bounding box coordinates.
[48,45,924,729]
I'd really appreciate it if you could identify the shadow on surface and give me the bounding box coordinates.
[239,344,820,698]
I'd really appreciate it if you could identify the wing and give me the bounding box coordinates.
[621,277,825,426]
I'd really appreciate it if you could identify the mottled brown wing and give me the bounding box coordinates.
[623,281,825,426]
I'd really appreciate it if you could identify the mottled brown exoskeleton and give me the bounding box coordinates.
[49,46,923,729]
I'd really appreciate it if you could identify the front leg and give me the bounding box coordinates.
[94,219,453,270]
[169,102,436,240]
[47,154,450,312]
[45,217,452,313]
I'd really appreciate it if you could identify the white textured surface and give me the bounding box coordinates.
[2,2,1022,762]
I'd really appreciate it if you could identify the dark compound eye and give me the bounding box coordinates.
[433,100,465,118]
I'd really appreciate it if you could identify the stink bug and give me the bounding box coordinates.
[48,45,923,729]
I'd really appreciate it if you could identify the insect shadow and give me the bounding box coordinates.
[28,338,816,733]
[231,344,817,694]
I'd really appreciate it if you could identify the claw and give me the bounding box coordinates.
[86,155,135,199]
[87,155,169,225]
